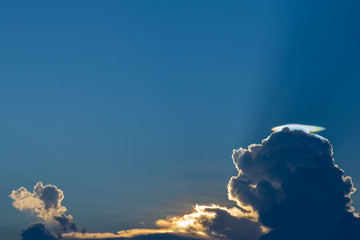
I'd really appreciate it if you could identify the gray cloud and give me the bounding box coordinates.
[228,128,360,240]
[198,206,264,240]
[54,214,78,232]
[12,128,360,240]
[21,223,58,240]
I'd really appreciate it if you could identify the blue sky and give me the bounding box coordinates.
[1,1,360,239]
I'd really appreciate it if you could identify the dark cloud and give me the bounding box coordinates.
[13,128,360,240]
[201,207,263,240]
[34,183,64,212]
[228,128,360,240]
[54,214,78,232]
[21,223,58,240]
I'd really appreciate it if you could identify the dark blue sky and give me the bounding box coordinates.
[1,1,360,239]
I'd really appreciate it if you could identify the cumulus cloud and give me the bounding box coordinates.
[21,223,58,240]
[11,128,360,240]
[228,128,360,240]
[10,182,78,234]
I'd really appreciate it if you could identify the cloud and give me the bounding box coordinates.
[63,204,265,240]
[155,204,264,240]
[54,214,78,232]
[21,223,58,240]
[12,128,360,240]
[62,229,191,239]
[10,182,78,233]
[10,182,66,221]
[228,128,360,239]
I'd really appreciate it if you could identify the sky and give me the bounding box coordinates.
[1,1,360,240]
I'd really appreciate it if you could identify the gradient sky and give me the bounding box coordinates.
[1,1,360,240]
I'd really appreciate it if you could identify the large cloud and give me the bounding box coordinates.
[228,128,360,239]
[11,128,360,240]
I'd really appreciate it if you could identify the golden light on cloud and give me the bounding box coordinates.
[10,182,69,222]
[155,204,263,238]
[63,229,172,239]
[63,204,266,239]
[155,204,217,236]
